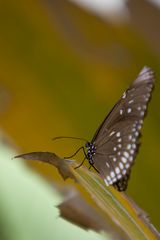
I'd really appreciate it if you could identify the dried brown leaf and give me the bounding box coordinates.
[58,187,113,233]
[14,152,76,181]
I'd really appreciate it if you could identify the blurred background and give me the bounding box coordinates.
[0,0,160,233]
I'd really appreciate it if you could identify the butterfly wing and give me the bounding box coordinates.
[92,66,155,191]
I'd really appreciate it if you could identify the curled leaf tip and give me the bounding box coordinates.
[14,151,76,181]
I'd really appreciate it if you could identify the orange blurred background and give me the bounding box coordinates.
[0,0,159,230]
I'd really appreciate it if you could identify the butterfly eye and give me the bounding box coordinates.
[85,142,89,148]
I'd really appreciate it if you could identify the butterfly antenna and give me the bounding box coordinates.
[52,136,88,142]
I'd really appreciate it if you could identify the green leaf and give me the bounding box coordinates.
[72,166,159,240]
[0,143,108,240]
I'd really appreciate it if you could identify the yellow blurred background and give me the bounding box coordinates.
[0,0,159,230]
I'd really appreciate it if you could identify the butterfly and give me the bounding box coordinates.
[82,66,155,191]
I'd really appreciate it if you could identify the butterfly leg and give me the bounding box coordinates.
[64,146,85,159]
[88,164,99,173]
[74,156,86,169]
[64,145,88,169]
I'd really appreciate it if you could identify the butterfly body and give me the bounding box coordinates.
[85,142,96,165]
[84,66,155,191]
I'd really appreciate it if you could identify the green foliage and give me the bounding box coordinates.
[0,143,108,240]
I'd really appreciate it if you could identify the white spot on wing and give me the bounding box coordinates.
[144,96,149,102]
[119,162,124,169]
[123,151,129,158]
[117,174,122,179]
[109,179,113,184]
[128,99,134,104]
[104,179,109,186]
[122,92,126,99]
[140,111,145,116]
[111,171,115,178]
[128,135,132,140]
[130,149,134,154]
[106,162,110,168]
[120,109,123,115]
[121,157,127,163]
[109,131,115,136]
[139,119,143,124]
[107,176,111,181]
[127,108,132,113]
[115,167,120,174]
[126,163,130,169]
[112,177,117,182]
[129,156,133,162]
[127,144,131,150]
[116,132,121,137]
[135,131,139,137]
[132,144,136,149]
